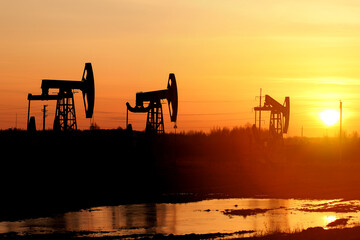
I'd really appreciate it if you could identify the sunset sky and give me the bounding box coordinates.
[1,0,360,137]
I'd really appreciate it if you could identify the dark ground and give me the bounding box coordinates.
[1,226,360,240]
[1,128,360,239]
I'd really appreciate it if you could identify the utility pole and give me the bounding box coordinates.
[339,100,343,163]
[255,88,263,130]
[42,105,48,131]
[340,100,342,140]
[259,88,262,131]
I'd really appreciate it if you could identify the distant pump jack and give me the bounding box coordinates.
[27,63,95,131]
[254,94,290,139]
[126,73,178,134]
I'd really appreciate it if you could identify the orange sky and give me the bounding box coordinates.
[1,0,360,137]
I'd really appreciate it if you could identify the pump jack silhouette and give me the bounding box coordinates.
[254,94,290,140]
[27,63,95,131]
[126,73,178,134]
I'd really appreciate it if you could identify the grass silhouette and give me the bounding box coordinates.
[0,127,360,219]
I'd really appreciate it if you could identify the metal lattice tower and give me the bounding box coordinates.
[269,110,283,138]
[146,101,164,134]
[54,91,77,131]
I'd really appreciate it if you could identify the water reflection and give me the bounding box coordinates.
[0,198,360,238]
[265,199,290,233]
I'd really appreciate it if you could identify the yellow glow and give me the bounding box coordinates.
[320,110,340,126]
[1,1,360,135]
[324,215,337,229]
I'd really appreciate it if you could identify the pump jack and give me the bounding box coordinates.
[254,95,290,139]
[27,63,95,131]
[126,73,178,134]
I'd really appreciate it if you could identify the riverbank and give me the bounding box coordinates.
[0,226,360,240]
[1,128,360,222]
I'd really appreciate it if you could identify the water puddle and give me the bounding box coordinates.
[1,198,360,238]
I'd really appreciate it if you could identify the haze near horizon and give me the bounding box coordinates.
[1,0,360,137]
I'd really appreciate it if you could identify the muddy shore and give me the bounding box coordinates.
[1,227,360,240]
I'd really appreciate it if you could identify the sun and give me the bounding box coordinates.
[320,110,340,126]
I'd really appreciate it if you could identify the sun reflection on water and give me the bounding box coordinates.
[0,198,360,238]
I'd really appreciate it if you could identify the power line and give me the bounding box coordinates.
[179,111,251,116]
